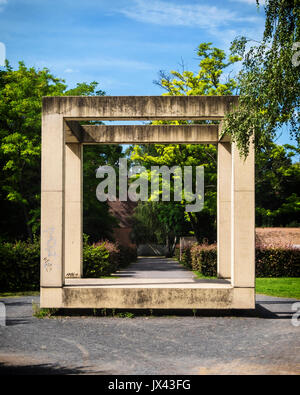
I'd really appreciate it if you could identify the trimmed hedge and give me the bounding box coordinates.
[84,239,137,277]
[83,241,118,278]
[118,245,138,269]
[178,244,300,278]
[0,238,40,292]
[180,247,192,270]
[174,247,180,262]
[190,244,217,277]
[256,246,300,277]
[0,237,137,292]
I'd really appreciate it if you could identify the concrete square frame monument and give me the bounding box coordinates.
[40,96,255,309]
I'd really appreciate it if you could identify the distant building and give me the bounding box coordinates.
[108,200,137,248]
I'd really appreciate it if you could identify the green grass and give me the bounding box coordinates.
[100,275,120,279]
[193,271,300,299]
[193,271,217,280]
[1,278,299,300]
[0,291,40,298]
[256,278,300,299]
[32,301,58,318]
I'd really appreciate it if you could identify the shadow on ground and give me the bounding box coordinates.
[47,301,294,320]
[0,363,93,375]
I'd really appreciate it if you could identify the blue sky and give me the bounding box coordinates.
[0,0,296,147]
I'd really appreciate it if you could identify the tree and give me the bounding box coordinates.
[83,144,124,242]
[130,143,218,244]
[131,201,190,255]
[224,0,300,156]
[154,42,240,96]
[256,141,300,226]
[0,61,117,241]
[129,43,241,244]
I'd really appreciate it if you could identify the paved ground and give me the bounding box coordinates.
[65,257,230,287]
[0,293,299,375]
[116,257,197,280]
[0,257,299,375]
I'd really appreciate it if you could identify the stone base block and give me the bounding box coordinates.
[40,286,255,310]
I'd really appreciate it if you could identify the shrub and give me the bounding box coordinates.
[83,242,115,278]
[177,243,300,278]
[190,244,217,277]
[0,235,138,291]
[84,239,137,277]
[118,245,137,268]
[174,247,180,261]
[256,246,300,277]
[0,238,40,292]
[179,246,192,269]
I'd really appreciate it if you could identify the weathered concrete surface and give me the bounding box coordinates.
[43,95,239,120]
[0,294,299,375]
[217,142,232,279]
[60,287,236,309]
[67,124,219,144]
[41,94,255,311]
[64,143,83,279]
[40,112,65,288]
[41,286,254,310]
[231,142,255,288]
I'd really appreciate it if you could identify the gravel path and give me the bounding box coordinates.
[0,294,299,375]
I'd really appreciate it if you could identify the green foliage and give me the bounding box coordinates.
[131,201,188,250]
[83,236,137,278]
[131,142,218,243]
[190,244,217,277]
[129,43,242,244]
[179,246,192,270]
[32,302,58,319]
[83,144,123,242]
[178,243,300,278]
[114,311,135,319]
[256,246,300,277]
[132,40,299,241]
[155,42,240,96]
[224,0,300,156]
[0,61,66,240]
[174,247,180,261]
[83,241,115,277]
[0,236,137,291]
[256,142,300,226]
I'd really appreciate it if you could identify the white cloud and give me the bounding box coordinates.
[119,0,261,28]
[36,56,155,72]
[230,0,265,4]
[0,0,7,12]
[64,68,78,73]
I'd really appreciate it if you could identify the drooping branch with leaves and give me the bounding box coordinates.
[224,0,300,157]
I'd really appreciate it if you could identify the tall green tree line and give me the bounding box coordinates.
[0,61,119,241]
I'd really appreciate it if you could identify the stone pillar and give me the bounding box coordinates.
[231,142,255,289]
[217,142,232,279]
[64,143,83,278]
[40,113,64,288]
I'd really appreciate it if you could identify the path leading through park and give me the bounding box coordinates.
[115,256,196,280]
